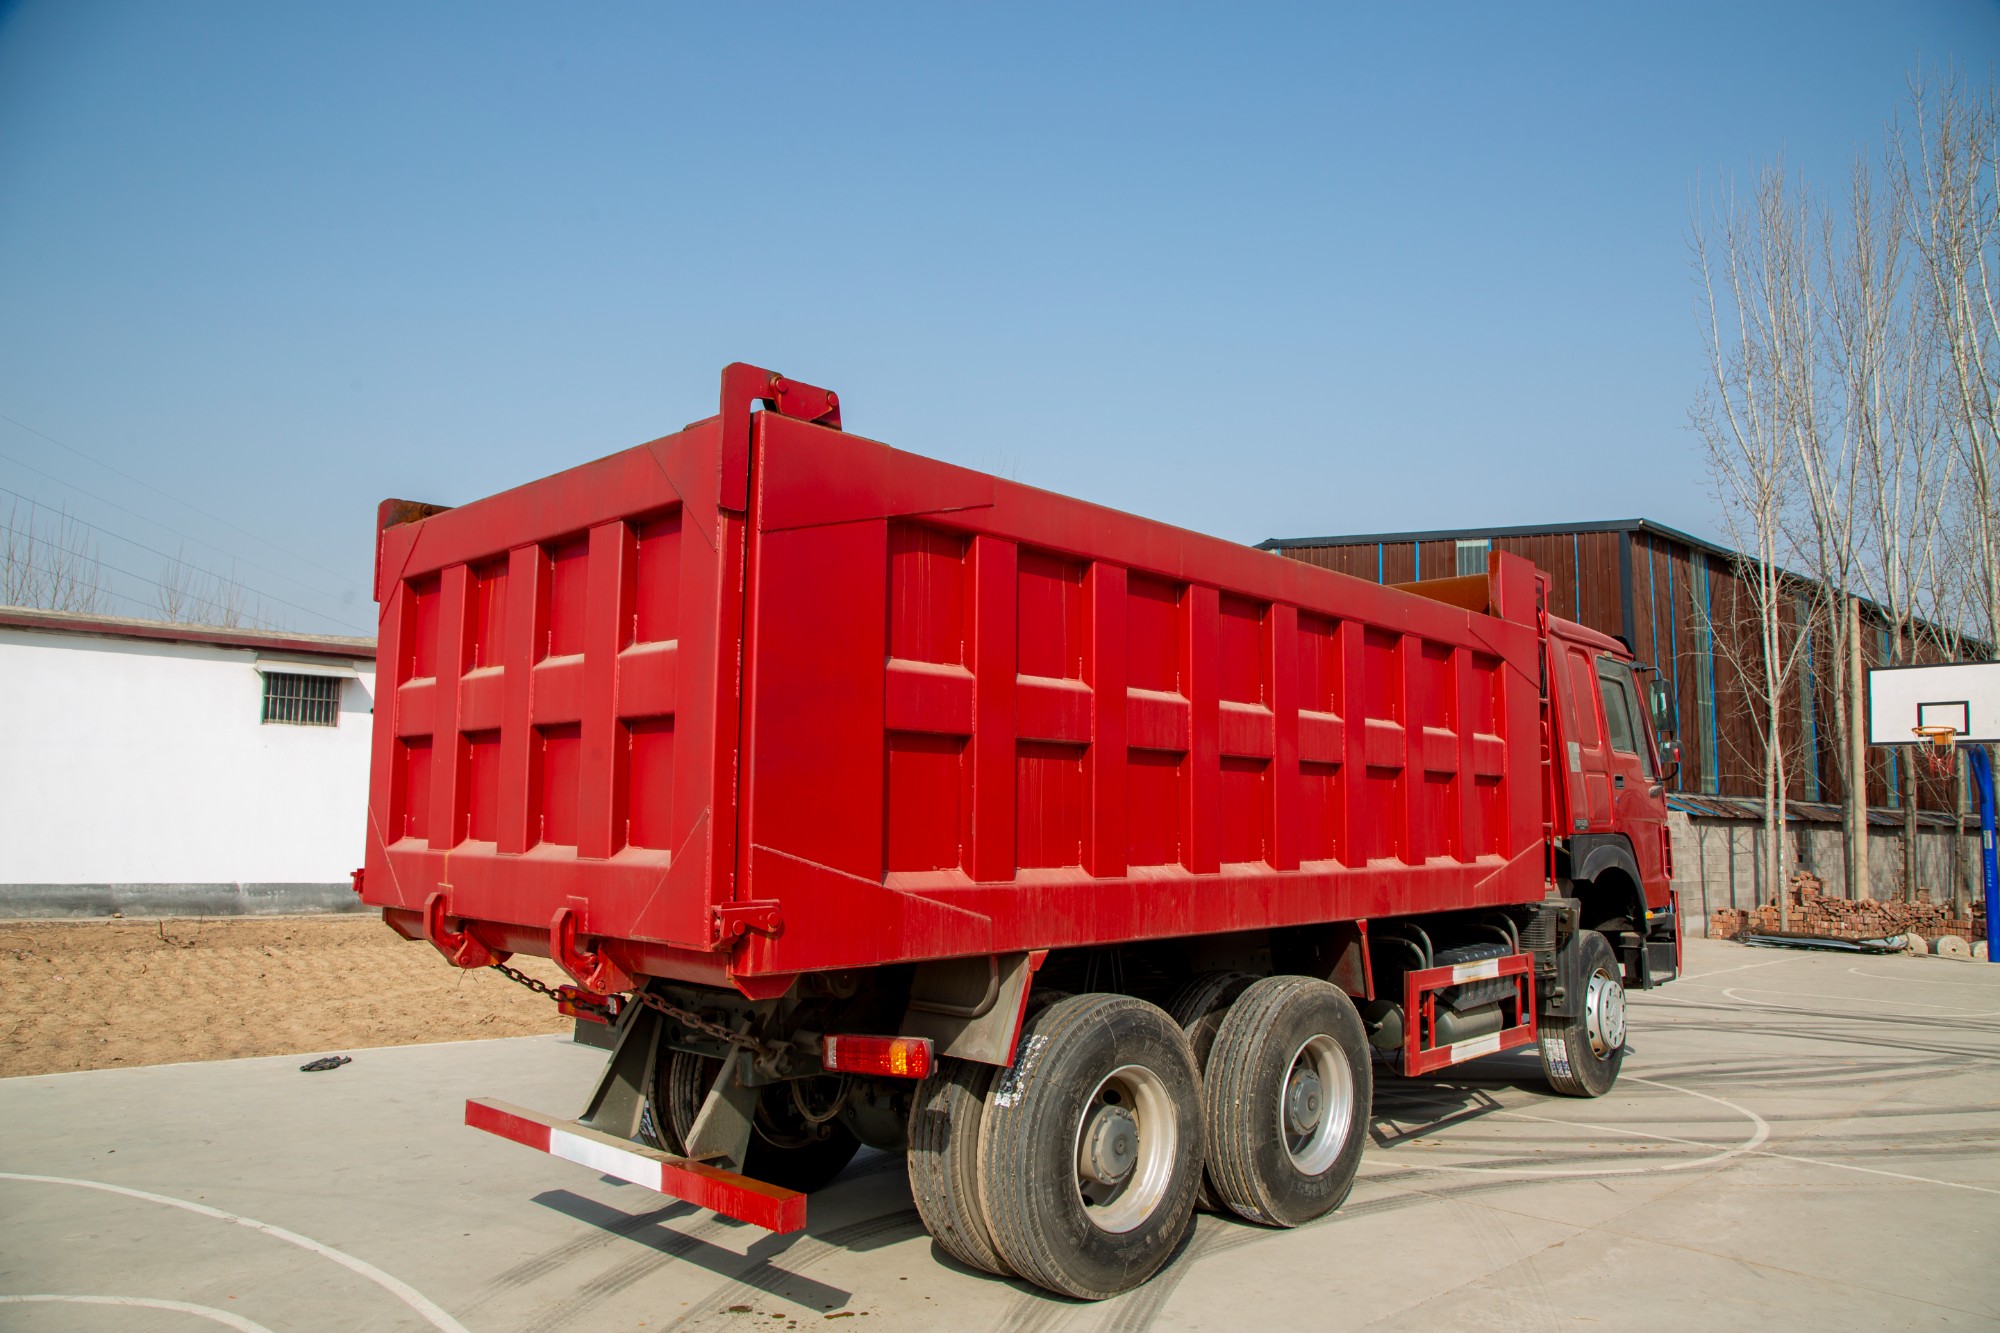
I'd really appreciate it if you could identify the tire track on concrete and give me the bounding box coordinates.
[659,1208,927,1329]
[517,1212,746,1333]
[460,1197,701,1312]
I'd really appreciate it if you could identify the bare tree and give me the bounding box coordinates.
[1902,68,2000,656]
[157,546,264,628]
[1694,167,1828,925]
[1,499,105,613]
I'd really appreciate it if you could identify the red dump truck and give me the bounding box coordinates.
[358,364,1681,1299]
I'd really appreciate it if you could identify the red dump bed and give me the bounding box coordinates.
[362,368,1550,995]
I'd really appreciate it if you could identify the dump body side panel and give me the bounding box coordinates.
[727,416,1551,977]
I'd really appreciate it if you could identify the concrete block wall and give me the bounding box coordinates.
[1671,811,1979,937]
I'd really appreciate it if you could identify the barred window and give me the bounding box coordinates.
[262,672,342,726]
[1454,539,1490,576]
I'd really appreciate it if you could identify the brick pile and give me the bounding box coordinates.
[1708,871,1986,945]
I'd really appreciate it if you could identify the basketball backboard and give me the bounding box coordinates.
[1867,661,2000,745]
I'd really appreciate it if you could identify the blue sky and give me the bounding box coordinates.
[1,2,1995,635]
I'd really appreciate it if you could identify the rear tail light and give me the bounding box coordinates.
[821,1034,934,1079]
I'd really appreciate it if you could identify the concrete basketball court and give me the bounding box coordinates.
[3,938,1996,1331]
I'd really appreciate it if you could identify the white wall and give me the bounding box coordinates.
[0,627,375,885]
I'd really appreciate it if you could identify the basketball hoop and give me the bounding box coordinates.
[1913,724,1959,779]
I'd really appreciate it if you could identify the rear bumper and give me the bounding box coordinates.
[464,1098,806,1233]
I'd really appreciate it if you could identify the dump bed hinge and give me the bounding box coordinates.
[712,900,783,946]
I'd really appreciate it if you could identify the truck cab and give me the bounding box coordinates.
[1545,616,1680,987]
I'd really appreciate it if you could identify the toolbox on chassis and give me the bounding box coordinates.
[360,364,1680,1299]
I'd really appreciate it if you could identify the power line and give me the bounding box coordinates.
[0,444,360,611]
[0,520,294,632]
[0,409,369,591]
[0,485,372,633]
[1,558,160,619]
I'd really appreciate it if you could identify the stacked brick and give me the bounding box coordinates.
[1708,871,1986,945]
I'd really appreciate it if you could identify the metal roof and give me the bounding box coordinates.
[0,607,376,661]
[1257,517,1732,559]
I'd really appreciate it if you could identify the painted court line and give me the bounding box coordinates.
[0,1294,276,1331]
[0,1172,468,1333]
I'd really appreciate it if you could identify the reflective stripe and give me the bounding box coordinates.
[1450,959,1502,983]
[549,1127,662,1190]
[1449,1033,1503,1061]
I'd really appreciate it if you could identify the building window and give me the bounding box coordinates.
[262,672,342,726]
[1455,539,1490,577]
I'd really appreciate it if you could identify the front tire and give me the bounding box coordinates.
[1539,930,1626,1098]
[1202,976,1371,1227]
[976,994,1203,1300]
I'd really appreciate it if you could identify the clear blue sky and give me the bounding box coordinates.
[1,2,1995,635]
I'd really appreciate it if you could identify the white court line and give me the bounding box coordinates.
[1722,986,2000,1019]
[1717,984,2000,1016]
[0,1294,275,1331]
[1398,1075,1771,1179]
[1675,958,1785,983]
[1849,967,2000,989]
[1753,1149,2000,1195]
[0,1173,467,1333]
[1407,1075,1999,1197]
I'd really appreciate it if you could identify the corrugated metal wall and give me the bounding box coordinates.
[1277,527,1965,814]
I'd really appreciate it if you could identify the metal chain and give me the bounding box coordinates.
[487,962,778,1061]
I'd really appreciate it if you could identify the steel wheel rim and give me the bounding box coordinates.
[1071,1063,1176,1234]
[1280,1033,1353,1176]
[1583,965,1626,1058]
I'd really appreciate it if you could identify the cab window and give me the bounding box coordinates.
[1597,658,1655,777]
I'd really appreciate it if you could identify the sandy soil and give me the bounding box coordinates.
[0,915,573,1078]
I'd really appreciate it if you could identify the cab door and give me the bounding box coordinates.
[1595,656,1671,902]
[1557,643,1614,831]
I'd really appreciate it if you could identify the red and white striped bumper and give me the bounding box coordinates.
[464,1098,807,1233]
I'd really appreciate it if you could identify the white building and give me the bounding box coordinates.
[0,608,377,915]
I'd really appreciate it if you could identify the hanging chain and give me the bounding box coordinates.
[488,961,778,1061]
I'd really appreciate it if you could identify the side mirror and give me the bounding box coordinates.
[1647,678,1677,740]
[1658,738,1682,786]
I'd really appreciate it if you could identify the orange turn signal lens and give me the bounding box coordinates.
[821,1034,934,1079]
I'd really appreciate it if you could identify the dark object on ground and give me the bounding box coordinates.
[1742,932,1904,954]
[299,1055,353,1072]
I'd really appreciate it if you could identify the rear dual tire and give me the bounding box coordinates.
[1201,976,1372,1228]
[650,1049,860,1193]
[976,994,1204,1300]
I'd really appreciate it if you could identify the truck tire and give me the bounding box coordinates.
[1167,970,1256,1212]
[654,1050,860,1192]
[1201,976,1371,1228]
[976,993,1203,1300]
[1539,930,1625,1098]
[907,1058,1014,1277]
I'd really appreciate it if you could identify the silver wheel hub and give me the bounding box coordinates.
[1284,1068,1323,1136]
[1071,1065,1177,1234]
[1281,1034,1355,1176]
[1584,967,1627,1058]
[1079,1104,1139,1186]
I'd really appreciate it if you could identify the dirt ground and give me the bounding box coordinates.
[0,915,573,1078]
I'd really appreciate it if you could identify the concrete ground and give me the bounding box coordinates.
[3,939,1996,1332]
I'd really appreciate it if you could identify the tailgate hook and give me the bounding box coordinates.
[551,905,636,995]
[422,891,506,969]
